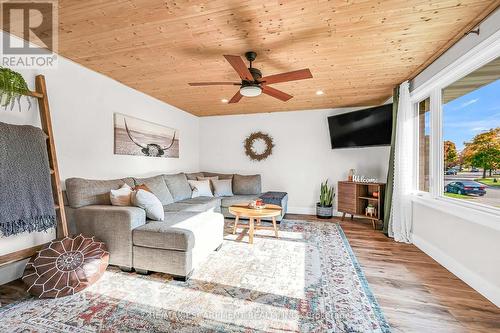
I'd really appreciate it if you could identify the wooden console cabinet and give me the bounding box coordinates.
[337,181,385,229]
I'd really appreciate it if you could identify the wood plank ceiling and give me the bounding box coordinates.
[28,1,500,115]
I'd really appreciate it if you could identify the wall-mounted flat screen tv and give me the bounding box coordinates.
[328,104,393,149]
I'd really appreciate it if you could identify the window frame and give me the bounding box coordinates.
[409,29,500,219]
[414,97,431,196]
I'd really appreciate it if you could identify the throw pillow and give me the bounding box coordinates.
[188,179,213,198]
[233,174,261,195]
[197,176,219,191]
[212,179,233,197]
[133,184,152,192]
[110,183,132,206]
[132,189,164,221]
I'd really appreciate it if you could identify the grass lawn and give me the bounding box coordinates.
[444,192,475,200]
[474,178,500,187]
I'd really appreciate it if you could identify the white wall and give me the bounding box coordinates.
[0,32,200,283]
[410,10,500,306]
[199,109,390,214]
[412,201,500,306]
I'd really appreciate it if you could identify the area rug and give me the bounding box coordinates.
[0,219,391,333]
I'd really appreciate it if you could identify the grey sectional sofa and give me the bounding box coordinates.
[64,172,288,280]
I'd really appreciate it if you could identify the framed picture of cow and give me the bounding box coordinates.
[113,113,179,158]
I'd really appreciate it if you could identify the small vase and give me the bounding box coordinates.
[348,169,355,182]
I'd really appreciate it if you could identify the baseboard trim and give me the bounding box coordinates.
[287,206,343,216]
[287,206,316,215]
[412,234,500,307]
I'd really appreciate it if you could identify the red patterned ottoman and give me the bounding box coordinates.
[22,234,109,298]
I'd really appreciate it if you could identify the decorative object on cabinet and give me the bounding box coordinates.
[352,175,378,183]
[365,204,377,217]
[348,169,355,181]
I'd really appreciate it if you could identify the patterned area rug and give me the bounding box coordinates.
[0,219,391,332]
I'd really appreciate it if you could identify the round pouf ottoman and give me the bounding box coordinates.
[23,234,109,298]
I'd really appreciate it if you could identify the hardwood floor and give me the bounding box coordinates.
[1,214,499,332]
[286,214,500,333]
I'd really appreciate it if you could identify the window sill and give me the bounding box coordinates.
[411,194,500,232]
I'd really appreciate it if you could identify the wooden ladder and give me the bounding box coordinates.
[0,75,68,267]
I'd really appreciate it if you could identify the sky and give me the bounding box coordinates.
[442,79,500,151]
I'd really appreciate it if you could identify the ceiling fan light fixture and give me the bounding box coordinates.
[240,85,262,97]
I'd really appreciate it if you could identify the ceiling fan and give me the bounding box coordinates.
[188,51,313,103]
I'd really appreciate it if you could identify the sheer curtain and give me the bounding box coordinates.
[388,81,414,243]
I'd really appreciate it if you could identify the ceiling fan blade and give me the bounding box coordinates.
[262,86,293,102]
[189,82,240,86]
[261,69,313,85]
[224,55,253,81]
[228,90,243,104]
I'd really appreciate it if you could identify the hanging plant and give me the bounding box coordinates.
[0,66,32,111]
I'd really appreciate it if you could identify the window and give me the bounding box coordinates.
[441,57,500,208]
[417,98,431,192]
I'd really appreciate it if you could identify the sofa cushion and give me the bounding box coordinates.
[134,175,174,205]
[232,174,262,195]
[163,196,220,212]
[177,197,221,209]
[202,172,234,180]
[133,211,221,251]
[163,173,192,201]
[186,172,204,180]
[133,212,200,251]
[65,177,134,208]
[220,194,259,208]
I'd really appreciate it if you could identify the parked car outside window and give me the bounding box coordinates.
[445,181,486,196]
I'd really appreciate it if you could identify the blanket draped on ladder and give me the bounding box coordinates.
[0,122,56,237]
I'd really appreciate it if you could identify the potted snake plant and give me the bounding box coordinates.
[316,180,335,219]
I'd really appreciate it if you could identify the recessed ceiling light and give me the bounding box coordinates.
[316,90,324,96]
[221,99,228,103]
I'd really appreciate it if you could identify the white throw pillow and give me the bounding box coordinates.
[110,183,132,206]
[197,176,218,191]
[132,189,164,221]
[212,179,233,197]
[188,179,213,198]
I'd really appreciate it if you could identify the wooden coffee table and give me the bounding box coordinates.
[229,204,282,244]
